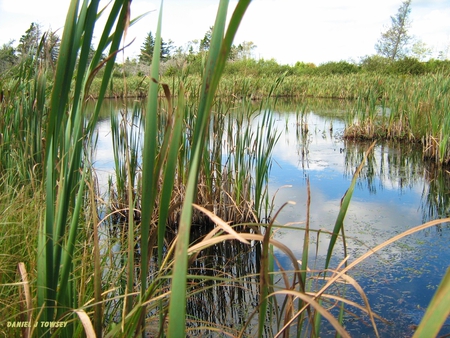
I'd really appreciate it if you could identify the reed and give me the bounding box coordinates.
[0,59,46,190]
[0,185,42,331]
[33,0,134,336]
[344,73,450,164]
[2,1,450,337]
[94,71,450,164]
[107,98,277,230]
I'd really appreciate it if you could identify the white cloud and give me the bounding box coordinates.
[1,0,449,64]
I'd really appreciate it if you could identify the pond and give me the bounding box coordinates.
[268,99,450,337]
[92,98,450,337]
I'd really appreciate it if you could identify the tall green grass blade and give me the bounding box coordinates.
[325,141,376,268]
[125,126,136,320]
[315,141,376,335]
[37,1,132,336]
[157,85,184,263]
[413,267,450,338]
[258,218,274,336]
[167,1,251,336]
[88,170,103,337]
[56,168,86,305]
[137,1,163,335]
[39,0,79,324]
[296,179,311,337]
[87,0,132,132]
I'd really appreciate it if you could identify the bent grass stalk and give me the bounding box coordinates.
[167,1,252,336]
[2,1,450,337]
[413,267,450,338]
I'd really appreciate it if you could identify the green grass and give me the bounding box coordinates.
[1,0,450,337]
[90,71,450,164]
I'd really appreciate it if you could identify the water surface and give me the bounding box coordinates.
[267,99,450,337]
[92,98,450,337]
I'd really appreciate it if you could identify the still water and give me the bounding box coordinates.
[92,98,450,337]
[267,99,450,337]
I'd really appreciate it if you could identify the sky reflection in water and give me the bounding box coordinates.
[267,107,450,337]
[91,99,449,336]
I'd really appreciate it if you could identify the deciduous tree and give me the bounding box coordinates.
[17,22,41,58]
[411,39,432,61]
[0,41,18,74]
[375,0,412,61]
[200,27,213,52]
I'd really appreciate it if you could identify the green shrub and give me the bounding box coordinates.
[313,60,360,75]
[294,61,316,75]
[389,57,426,75]
[360,55,391,73]
[423,59,450,74]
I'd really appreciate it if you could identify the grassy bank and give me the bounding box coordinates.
[89,72,448,100]
[342,73,450,164]
[93,72,450,164]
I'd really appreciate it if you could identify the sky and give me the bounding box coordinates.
[1,0,450,65]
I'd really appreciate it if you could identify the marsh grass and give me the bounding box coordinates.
[106,95,278,232]
[344,74,450,164]
[91,64,450,163]
[0,186,42,329]
[1,0,450,337]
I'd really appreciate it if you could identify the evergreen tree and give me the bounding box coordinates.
[139,31,173,64]
[140,31,155,64]
[161,39,174,61]
[15,22,60,68]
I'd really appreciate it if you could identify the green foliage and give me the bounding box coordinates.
[139,31,173,64]
[359,55,391,73]
[0,41,18,75]
[294,61,316,73]
[360,55,446,75]
[15,22,60,69]
[423,59,450,74]
[223,58,293,77]
[0,44,47,187]
[167,1,252,335]
[234,40,257,60]
[17,22,41,58]
[312,60,360,75]
[411,39,432,61]
[200,26,213,52]
[388,56,425,75]
[139,31,155,64]
[35,0,132,336]
[375,0,412,60]
[2,1,450,337]
[344,72,450,163]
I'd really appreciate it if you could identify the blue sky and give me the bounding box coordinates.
[1,0,449,65]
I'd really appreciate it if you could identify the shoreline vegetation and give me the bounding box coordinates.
[1,1,450,337]
[90,69,450,165]
[2,18,450,164]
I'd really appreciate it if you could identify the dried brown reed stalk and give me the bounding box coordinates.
[17,262,32,338]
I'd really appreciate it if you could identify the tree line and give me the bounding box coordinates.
[1,0,449,79]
